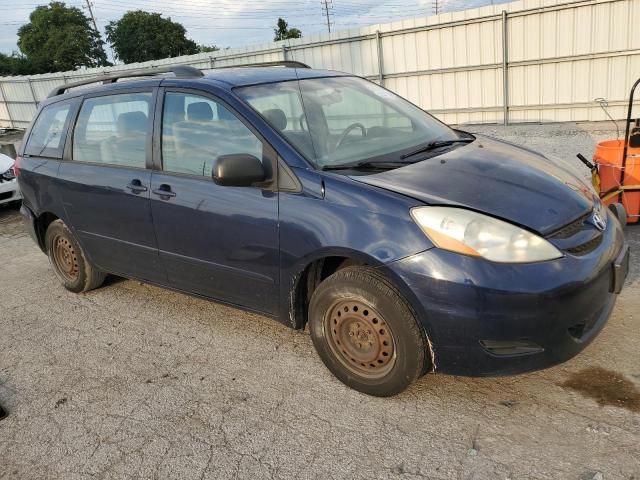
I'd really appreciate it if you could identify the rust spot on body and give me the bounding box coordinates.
[561,367,640,413]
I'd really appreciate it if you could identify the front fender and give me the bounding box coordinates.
[277,168,433,326]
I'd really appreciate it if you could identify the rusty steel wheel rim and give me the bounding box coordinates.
[324,299,396,379]
[52,234,79,282]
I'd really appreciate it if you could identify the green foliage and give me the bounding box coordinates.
[17,1,109,73]
[0,53,48,76]
[274,18,302,42]
[197,45,220,53]
[106,11,199,64]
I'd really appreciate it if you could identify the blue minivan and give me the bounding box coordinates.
[18,62,629,396]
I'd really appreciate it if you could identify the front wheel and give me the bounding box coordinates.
[45,219,106,293]
[309,266,430,396]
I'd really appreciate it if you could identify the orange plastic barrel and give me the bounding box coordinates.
[593,139,640,223]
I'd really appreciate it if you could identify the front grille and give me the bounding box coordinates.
[565,233,603,255]
[0,191,14,201]
[547,209,605,256]
[549,213,590,239]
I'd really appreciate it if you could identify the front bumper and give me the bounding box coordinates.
[384,211,627,376]
[0,178,21,205]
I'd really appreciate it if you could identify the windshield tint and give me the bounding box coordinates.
[237,76,459,169]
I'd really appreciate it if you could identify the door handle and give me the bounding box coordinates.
[152,184,176,198]
[126,179,148,193]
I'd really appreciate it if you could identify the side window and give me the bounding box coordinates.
[72,92,152,168]
[240,83,316,160]
[161,92,263,177]
[25,101,72,158]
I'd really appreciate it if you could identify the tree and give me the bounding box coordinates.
[17,2,109,73]
[0,53,45,76]
[274,18,302,42]
[106,11,199,64]
[197,45,220,53]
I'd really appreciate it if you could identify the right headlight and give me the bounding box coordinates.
[411,206,563,263]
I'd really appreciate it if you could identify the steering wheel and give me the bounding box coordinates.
[335,123,367,150]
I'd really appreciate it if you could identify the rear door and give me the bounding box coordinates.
[149,88,279,314]
[57,87,164,282]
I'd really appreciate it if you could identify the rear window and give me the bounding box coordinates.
[25,101,73,158]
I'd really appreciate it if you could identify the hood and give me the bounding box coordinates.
[0,153,13,173]
[351,135,595,235]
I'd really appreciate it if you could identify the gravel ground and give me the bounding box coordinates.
[1,122,639,480]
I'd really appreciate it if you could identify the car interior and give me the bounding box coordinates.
[162,94,262,177]
[73,94,152,169]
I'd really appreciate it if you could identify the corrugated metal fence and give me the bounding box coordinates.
[0,0,638,129]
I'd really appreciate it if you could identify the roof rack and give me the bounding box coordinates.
[47,61,311,98]
[215,60,311,69]
[48,65,204,97]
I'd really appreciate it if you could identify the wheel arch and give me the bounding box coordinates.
[285,249,383,331]
[285,249,437,374]
[33,210,61,252]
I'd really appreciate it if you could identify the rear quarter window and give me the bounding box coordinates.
[24,101,73,158]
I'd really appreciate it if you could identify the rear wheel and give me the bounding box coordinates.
[45,219,106,293]
[309,266,430,396]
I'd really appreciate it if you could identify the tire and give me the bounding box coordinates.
[309,266,430,397]
[45,219,106,293]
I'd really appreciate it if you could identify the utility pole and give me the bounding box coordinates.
[321,0,332,33]
[433,0,440,15]
[83,1,116,64]
[84,0,99,33]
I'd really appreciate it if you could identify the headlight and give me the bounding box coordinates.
[1,164,15,181]
[411,206,563,263]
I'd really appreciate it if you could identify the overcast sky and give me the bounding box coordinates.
[0,0,511,59]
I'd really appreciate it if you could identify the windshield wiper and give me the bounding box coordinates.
[321,160,414,171]
[321,136,475,171]
[400,138,474,159]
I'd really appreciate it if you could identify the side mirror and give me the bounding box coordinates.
[212,154,266,187]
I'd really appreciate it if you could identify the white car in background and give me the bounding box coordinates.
[0,153,21,206]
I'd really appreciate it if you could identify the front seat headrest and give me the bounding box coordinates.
[263,109,287,131]
[117,111,148,135]
[187,102,214,122]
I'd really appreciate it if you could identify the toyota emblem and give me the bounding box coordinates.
[592,211,607,231]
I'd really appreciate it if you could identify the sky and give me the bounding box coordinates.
[0,0,511,59]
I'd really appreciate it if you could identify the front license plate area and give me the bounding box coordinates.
[611,245,630,294]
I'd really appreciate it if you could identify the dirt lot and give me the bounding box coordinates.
[0,123,639,479]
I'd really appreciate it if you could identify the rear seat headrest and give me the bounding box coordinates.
[187,102,214,122]
[117,111,148,135]
[263,109,287,131]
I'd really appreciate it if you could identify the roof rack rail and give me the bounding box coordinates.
[47,65,204,97]
[214,60,311,69]
[47,61,311,98]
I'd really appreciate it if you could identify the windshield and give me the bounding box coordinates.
[236,76,461,170]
